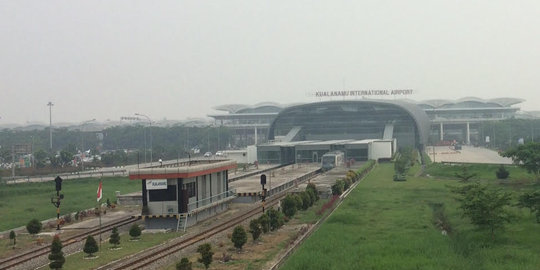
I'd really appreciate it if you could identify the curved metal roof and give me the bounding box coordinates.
[417,97,524,108]
[213,102,300,114]
[268,99,431,147]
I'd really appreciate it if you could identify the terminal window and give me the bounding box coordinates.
[149,185,177,201]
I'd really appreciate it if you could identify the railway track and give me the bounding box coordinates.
[102,170,322,270]
[0,215,137,270]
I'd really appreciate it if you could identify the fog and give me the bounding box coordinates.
[1,1,539,124]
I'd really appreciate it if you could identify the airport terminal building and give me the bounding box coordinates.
[210,97,527,150]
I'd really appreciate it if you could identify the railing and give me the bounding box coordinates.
[187,189,236,212]
[3,169,127,184]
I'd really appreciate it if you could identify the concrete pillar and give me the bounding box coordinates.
[466,122,470,145]
[439,122,444,141]
[254,127,258,145]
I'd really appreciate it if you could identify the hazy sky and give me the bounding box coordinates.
[1,1,539,124]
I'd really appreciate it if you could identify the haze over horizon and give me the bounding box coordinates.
[1,1,539,125]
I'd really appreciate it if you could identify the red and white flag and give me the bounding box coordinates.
[97,181,103,202]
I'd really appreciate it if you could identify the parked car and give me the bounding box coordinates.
[204,152,212,157]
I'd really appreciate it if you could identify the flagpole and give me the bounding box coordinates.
[97,179,103,252]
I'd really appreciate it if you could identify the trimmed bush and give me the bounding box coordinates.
[306,183,319,201]
[48,235,65,269]
[282,195,297,218]
[292,194,303,211]
[259,213,270,233]
[496,165,510,179]
[331,180,344,195]
[26,218,42,235]
[197,243,213,269]
[231,225,247,250]
[83,235,98,257]
[129,224,141,240]
[299,192,311,210]
[249,218,262,241]
[109,227,120,248]
[176,257,192,270]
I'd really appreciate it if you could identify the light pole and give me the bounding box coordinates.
[47,102,54,150]
[135,113,152,165]
[80,119,96,171]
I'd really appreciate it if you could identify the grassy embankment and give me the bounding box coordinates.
[281,163,540,270]
[0,176,140,231]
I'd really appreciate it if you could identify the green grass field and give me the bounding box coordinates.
[0,176,140,231]
[281,163,540,270]
[424,162,534,181]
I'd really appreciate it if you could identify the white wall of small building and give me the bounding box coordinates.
[368,141,393,160]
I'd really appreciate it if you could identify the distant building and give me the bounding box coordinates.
[210,97,528,147]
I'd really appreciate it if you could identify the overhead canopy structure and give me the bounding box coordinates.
[267,100,430,150]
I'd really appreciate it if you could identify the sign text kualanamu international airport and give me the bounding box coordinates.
[315,89,413,97]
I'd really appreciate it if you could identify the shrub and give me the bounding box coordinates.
[342,177,352,190]
[292,194,303,210]
[299,192,311,210]
[197,243,214,269]
[129,224,141,240]
[331,180,344,195]
[306,189,316,206]
[267,208,284,231]
[26,218,42,235]
[231,225,247,250]
[258,214,270,233]
[249,219,262,241]
[109,227,121,248]
[306,183,319,201]
[496,165,510,179]
[48,235,65,269]
[176,257,192,270]
[9,230,16,247]
[282,195,297,218]
[83,235,99,257]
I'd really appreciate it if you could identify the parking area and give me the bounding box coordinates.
[426,145,513,164]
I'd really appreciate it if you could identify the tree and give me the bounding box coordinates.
[109,227,120,248]
[501,142,540,181]
[176,257,192,270]
[455,166,477,182]
[517,190,540,223]
[258,213,270,233]
[452,182,514,239]
[129,224,141,240]
[231,225,247,250]
[48,235,65,269]
[9,230,16,248]
[281,195,297,218]
[331,180,344,196]
[249,219,262,241]
[83,235,99,257]
[26,218,42,236]
[197,243,214,269]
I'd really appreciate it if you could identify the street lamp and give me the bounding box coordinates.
[135,113,153,165]
[80,119,96,171]
[47,102,54,150]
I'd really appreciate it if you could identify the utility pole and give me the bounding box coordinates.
[136,113,152,165]
[47,102,54,150]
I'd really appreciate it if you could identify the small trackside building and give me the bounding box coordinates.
[129,159,237,230]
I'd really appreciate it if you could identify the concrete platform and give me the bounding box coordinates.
[229,164,321,194]
[294,162,366,198]
[427,145,513,164]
